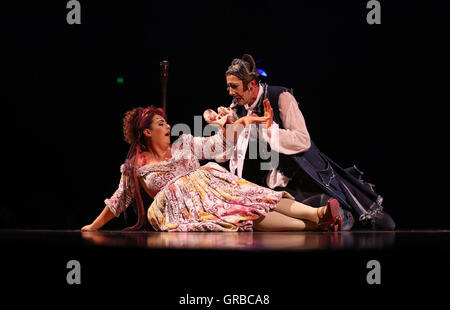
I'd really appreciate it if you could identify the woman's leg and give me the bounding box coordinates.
[302,193,331,208]
[274,198,321,224]
[253,210,318,231]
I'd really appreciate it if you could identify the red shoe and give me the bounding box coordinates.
[317,199,342,232]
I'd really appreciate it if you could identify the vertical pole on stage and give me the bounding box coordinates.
[160,60,169,112]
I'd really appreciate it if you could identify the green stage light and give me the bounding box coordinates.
[116,77,124,84]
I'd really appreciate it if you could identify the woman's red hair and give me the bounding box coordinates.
[121,105,167,230]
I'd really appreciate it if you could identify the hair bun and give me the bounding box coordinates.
[123,107,141,144]
[241,54,256,72]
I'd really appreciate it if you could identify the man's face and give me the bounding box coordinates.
[226,74,254,106]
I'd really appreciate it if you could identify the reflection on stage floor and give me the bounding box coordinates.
[1,229,450,289]
[80,230,397,251]
[2,229,449,251]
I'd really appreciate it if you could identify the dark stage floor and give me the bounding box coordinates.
[1,229,449,297]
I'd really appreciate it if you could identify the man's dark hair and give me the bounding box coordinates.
[225,54,260,90]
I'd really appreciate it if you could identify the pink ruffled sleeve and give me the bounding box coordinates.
[173,133,233,162]
[104,164,135,217]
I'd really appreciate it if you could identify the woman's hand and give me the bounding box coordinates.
[81,224,98,232]
[81,205,115,232]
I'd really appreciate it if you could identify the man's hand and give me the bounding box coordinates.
[262,98,273,128]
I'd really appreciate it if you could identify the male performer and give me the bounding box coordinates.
[223,54,395,230]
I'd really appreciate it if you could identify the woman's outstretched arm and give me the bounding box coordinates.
[81,205,115,231]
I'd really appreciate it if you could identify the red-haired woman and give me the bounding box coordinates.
[81,106,341,232]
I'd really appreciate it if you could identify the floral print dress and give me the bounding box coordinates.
[105,134,292,231]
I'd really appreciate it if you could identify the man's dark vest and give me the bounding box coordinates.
[232,84,385,224]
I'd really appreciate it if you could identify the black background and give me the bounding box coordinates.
[4,0,449,230]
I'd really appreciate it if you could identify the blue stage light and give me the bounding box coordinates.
[257,68,268,77]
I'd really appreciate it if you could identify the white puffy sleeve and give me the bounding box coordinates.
[261,92,311,154]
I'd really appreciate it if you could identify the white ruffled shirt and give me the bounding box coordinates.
[229,84,311,188]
